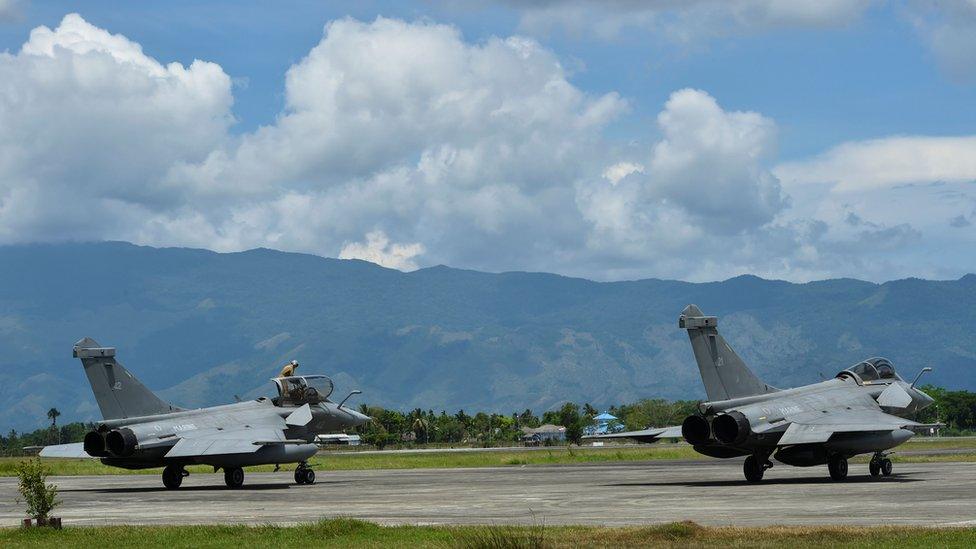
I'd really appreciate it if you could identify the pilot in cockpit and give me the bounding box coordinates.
[876,362,895,379]
[278,360,300,399]
[279,359,299,378]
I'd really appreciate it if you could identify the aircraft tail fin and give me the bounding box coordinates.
[73,337,182,420]
[678,305,777,401]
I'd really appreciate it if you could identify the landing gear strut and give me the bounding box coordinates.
[827,454,848,481]
[295,462,316,485]
[162,464,187,489]
[869,453,893,477]
[743,454,772,482]
[224,466,245,488]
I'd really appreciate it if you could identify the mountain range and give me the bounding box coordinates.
[1,241,973,432]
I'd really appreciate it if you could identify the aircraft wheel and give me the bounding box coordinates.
[224,466,245,488]
[294,468,305,484]
[880,458,893,477]
[743,455,764,483]
[162,465,184,490]
[828,455,848,481]
[303,468,316,485]
[869,460,881,477]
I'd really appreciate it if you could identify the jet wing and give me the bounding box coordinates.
[778,409,921,445]
[36,442,92,459]
[582,426,682,444]
[164,426,303,458]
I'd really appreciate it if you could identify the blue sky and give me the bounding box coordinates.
[0,0,973,281]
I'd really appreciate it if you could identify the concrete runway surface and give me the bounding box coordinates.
[2,460,975,528]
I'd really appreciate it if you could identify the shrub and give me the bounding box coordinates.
[16,459,61,519]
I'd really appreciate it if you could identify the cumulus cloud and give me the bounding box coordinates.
[0,14,970,282]
[339,230,426,270]
[0,13,233,243]
[577,88,787,260]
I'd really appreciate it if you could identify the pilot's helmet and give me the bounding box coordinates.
[290,360,299,366]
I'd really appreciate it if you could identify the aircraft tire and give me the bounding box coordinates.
[162,465,183,490]
[869,461,881,477]
[294,469,305,484]
[880,458,893,476]
[743,455,764,483]
[224,467,245,488]
[828,455,848,481]
[303,468,315,485]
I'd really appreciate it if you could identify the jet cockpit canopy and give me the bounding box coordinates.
[839,357,901,384]
[272,375,334,406]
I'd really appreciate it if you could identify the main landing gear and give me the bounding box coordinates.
[162,464,188,489]
[869,452,893,477]
[827,454,849,481]
[224,466,245,488]
[743,454,773,482]
[295,462,316,485]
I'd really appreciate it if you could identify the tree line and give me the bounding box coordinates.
[3,385,976,455]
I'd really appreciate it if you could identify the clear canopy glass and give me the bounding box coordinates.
[273,375,334,405]
[842,357,900,383]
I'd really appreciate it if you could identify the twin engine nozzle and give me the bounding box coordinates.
[84,428,137,457]
[681,411,751,446]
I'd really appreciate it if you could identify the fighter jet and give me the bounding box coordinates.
[586,305,937,482]
[37,338,370,489]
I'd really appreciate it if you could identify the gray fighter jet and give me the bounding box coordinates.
[38,338,370,489]
[587,305,937,482]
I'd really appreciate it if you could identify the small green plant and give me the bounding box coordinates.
[16,459,60,520]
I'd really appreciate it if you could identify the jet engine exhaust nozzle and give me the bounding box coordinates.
[712,411,750,445]
[83,430,108,457]
[681,414,711,445]
[106,428,137,457]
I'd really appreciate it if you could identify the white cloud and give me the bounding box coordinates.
[602,162,644,185]
[774,135,976,192]
[339,230,426,270]
[0,13,233,243]
[0,14,971,282]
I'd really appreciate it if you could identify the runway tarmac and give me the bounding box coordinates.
[2,459,975,528]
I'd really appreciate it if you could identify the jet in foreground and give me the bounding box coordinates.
[587,305,936,482]
[39,338,369,489]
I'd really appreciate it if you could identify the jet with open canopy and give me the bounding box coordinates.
[36,338,370,489]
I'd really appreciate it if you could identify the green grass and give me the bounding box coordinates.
[4,437,974,477]
[1,519,975,548]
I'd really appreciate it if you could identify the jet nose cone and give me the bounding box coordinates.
[914,387,935,409]
[346,408,371,427]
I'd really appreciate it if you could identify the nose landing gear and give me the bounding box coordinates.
[295,462,316,485]
[869,452,893,477]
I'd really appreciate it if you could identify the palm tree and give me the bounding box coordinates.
[47,408,60,427]
[47,408,61,444]
[411,416,430,444]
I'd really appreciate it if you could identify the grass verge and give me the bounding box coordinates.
[1,519,975,548]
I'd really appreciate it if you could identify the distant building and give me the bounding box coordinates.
[315,433,361,446]
[584,411,624,436]
[521,424,566,445]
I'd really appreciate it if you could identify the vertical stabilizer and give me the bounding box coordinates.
[678,305,777,401]
[73,337,182,420]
